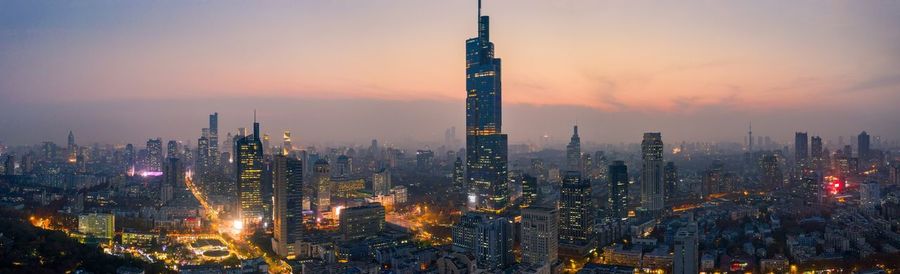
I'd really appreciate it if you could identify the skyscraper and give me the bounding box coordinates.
[521,206,558,267]
[641,132,664,212]
[810,136,823,169]
[311,159,331,216]
[465,0,508,211]
[167,140,179,159]
[608,161,629,219]
[521,173,538,208]
[566,125,581,172]
[748,122,753,151]
[235,115,264,225]
[559,171,593,250]
[282,130,292,155]
[452,157,465,192]
[162,157,184,204]
[664,161,677,203]
[146,138,163,173]
[272,155,303,258]
[209,112,219,167]
[858,131,870,162]
[794,132,808,166]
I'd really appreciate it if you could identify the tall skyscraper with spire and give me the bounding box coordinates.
[465,0,508,211]
[748,122,753,152]
[566,125,581,172]
[641,132,664,213]
[235,112,264,225]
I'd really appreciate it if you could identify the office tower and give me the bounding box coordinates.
[559,171,593,249]
[339,203,386,241]
[452,157,465,191]
[465,0,508,211]
[209,112,219,167]
[262,133,271,155]
[521,206,558,266]
[673,224,699,274]
[235,115,264,225]
[4,155,15,176]
[608,161,629,219]
[416,150,435,171]
[371,168,391,196]
[68,130,76,149]
[311,159,331,215]
[167,140,178,159]
[521,174,538,207]
[452,211,514,269]
[641,132,665,212]
[859,182,880,210]
[795,132,808,166]
[334,155,351,178]
[282,130,292,155]
[124,144,135,174]
[146,138,163,172]
[272,155,303,258]
[811,136,823,169]
[20,153,33,174]
[664,161,677,202]
[760,153,783,189]
[196,136,210,180]
[566,125,581,172]
[162,157,184,204]
[858,131,870,162]
[78,213,115,239]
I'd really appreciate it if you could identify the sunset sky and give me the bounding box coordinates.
[1,0,898,146]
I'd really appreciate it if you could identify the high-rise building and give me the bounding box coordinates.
[521,174,538,208]
[641,132,664,212]
[760,153,783,189]
[209,112,219,167]
[673,224,699,274]
[339,203,386,241]
[811,136,823,169]
[859,182,880,210]
[167,140,179,159]
[465,1,508,211]
[146,138,163,173]
[452,211,514,269]
[272,155,303,258]
[416,150,435,171]
[78,213,115,239]
[334,155,351,178]
[559,171,594,249]
[566,125,581,172]
[311,159,331,216]
[162,157,184,204]
[795,132,808,166]
[372,168,391,196]
[124,144,135,174]
[608,161,629,219]
[67,130,77,162]
[282,130,292,155]
[452,157,465,192]
[196,136,210,181]
[858,131,870,162]
[664,161,677,202]
[521,206,558,266]
[235,115,264,225]
[748,122,753,151]
[4,155,15,176]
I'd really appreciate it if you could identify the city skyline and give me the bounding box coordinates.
[2,0,899,145]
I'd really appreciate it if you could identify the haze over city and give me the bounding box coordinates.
[2,0,899,146]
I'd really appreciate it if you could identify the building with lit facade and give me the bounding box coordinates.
[235,118,264,225]
[795,132,809,166]
[339,203,385,241]
[465,1,508,211]
[559,171,594,252]
[78,213,115,239]
[272,155,303,258]
[521,206,558,266]
[641,132,664,213]
[311,159,331,216]
[608,161,629,219]
[146,138,163,173]
[566,125,581,172]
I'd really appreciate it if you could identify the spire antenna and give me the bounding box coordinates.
[253,109,257,123]
[478,0,481,19]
